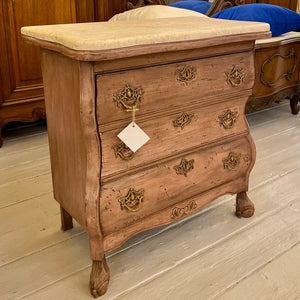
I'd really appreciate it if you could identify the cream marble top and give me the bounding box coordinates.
[22,17,270,52]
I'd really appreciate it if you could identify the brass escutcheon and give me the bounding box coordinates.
[118,188,144,212]
[218,109,238,129]
[171,201,197,219]
[113,142,135,160]
[113,84,143,110]
[174,158,194,177]
[226,65,245,87]
[223,152,241,170]
[175,65,197,85]
[172,112,194,129]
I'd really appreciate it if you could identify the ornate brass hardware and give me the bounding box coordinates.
[174,158,194,177]
[260,48,296,87]
[118,188,144,212]
[113,84,143,110]
[226,65,245,87]
[175,65,197,85]
[218,109,238,129]
[171,201,197,219]
[172,112,194,129]
[113,142,135,160]
[223,152,241,170]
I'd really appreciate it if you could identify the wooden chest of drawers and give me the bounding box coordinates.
[22,17,270,297]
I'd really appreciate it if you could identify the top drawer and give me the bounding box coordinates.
[96,52,254,125]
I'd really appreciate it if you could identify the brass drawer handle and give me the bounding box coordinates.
[119,188,144,212]
[223,152,241,170]
[175,65,196,85]
[171,201,197,219]
[218,109,238,129]
[226,66,245,87]
[172,112,194,129]
[113,84,143,110]
[113,142,135,160]
[174,158,194,177]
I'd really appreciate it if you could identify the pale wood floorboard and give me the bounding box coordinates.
[0,101,299,300]
[217,242,300,300]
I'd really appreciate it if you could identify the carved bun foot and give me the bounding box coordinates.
[236,191,255,218]
[290,95,300,115]
[89,257,110,298]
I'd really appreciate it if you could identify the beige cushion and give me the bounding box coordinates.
[109,5,207,22]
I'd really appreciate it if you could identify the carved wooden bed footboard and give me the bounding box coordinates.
[251,35,300,114]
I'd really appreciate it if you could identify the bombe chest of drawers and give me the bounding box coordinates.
[22,17,270,298]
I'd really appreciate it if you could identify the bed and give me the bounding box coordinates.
[127,0,300,114]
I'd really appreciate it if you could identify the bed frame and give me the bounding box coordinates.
[127,0,300,114]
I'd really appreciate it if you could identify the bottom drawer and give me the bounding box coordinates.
[100,136,254,236]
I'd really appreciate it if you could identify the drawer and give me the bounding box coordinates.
[100,136,253,236]
[100,97,249,181]
[96,52,254,125]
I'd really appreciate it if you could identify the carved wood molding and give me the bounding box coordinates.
[126,0,166,10]
[260,48,297,87]
[207,0,244,16]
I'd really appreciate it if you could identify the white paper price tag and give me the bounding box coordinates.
[117,122,150,152]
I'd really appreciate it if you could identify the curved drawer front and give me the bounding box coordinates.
[100,97,248,181]
[100,137,253,236]
[96,52,254,125]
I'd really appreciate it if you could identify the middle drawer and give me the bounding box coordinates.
[100,97,249,181]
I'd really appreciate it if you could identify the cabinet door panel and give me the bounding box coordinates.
[0,0,94,103]
[95,0,128,21]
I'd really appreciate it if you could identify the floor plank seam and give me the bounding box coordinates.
[16,265,90,300]
[0,155,50,169]
[252,124,300,143]
[0,144,49,157]
[249,166,300,191]
[0,191,53,210]
[0,171,51,189]
[0,230,85,269]
[0,159,50,171]
[2,130,47,143]
[210,240,300,300]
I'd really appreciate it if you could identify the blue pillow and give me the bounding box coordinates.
[211,4,300,37]
[169,0,212,15]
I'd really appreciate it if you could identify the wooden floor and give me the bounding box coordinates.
[1,101,300,300]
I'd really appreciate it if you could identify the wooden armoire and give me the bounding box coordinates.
[244,0,298,10]
[0,0,134,147]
